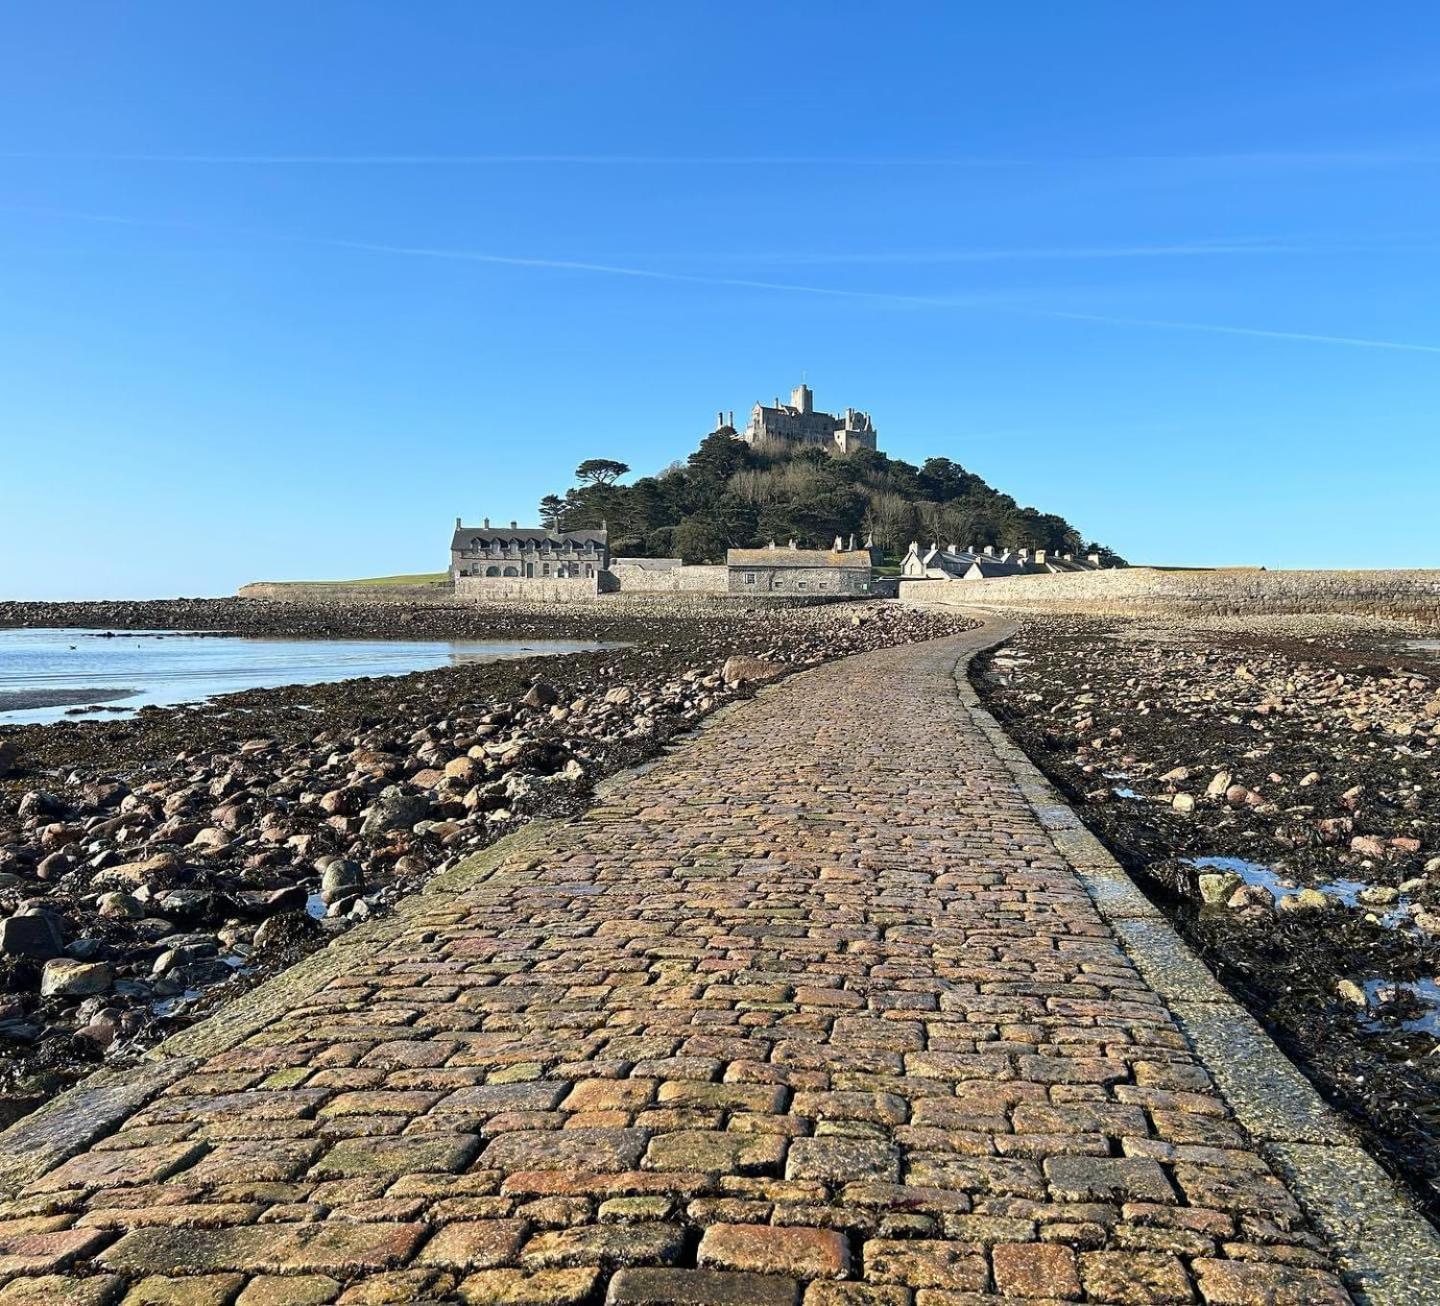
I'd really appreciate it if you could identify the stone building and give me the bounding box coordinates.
[902,541,1106,581]
[449,519,610,582]
[725,383,878,454]
[727,539,874,596]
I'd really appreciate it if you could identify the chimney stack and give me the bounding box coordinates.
[510,520,518,530]
[984,545,996,557]
[1034,550,1047,566]
[455,516,461,529]
[483,517,490,529]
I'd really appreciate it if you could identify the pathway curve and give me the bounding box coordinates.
[0,626,1367,1303]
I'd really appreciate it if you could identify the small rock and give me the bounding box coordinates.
[1171,793,1195,814]
[1198,871,1242,905]
[1279,888,1331,912]
[1336,979,1368,1007]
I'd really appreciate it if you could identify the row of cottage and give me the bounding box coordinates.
[447,519,1111,600]
[900,541,1108,581]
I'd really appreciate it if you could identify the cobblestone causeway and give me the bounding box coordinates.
[0,630,1357,1304]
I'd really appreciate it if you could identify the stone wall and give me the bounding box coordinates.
[237,583,454,604]
[454,575,603,603]
[900,568,1440,625]
[608,561,729,594]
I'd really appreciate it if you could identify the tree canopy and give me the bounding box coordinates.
[543,428,1121,565]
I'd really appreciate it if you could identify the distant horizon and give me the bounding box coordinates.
[3,3,1439,599]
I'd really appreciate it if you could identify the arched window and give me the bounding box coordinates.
[502,566,519,577]
[485,566,500,577]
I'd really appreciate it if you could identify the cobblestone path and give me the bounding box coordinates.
[0,630,1354,1305]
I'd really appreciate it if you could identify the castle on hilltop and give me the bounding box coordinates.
[717,382,878,454]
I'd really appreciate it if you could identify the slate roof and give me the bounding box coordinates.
[451,526,608,551]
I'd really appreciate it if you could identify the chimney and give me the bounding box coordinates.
[717,410,724,430]
[728,410,734,427]
[848,533,856,550]
[788,538,798,550]
[984,545,995,556]
[1034,550,1047,566]
[455,516,461,529]
[1088,552,1102,566]
[510,520,518,530]
[834,535,844,551]
[483,517,490,529]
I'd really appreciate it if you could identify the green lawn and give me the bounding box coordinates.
[270,573,451,587]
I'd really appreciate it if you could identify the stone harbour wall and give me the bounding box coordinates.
[900,567,1440,625]
[454,574,604,603]
[608,562,729,594]
[237,582,455,604]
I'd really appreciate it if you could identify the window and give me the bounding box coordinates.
[743,573,755,585]
[796,581,807,590]
[502,566,519,577]
[485,566,500,577]
[542,563,550,576]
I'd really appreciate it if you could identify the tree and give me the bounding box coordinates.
[673,516,732,564]
[538,494,567,531]
[574,458,630,487]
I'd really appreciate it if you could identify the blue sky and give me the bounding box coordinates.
[2,3,1438,598]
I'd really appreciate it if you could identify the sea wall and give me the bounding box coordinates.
[900,568,1440,625]
[609,561,728,594]
[237,582,454,604]
[454,575,603,603]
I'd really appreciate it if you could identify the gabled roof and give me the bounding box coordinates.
[452,526,608,551]
[965,557,1033,578]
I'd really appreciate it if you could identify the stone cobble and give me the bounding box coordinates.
[0,632,1353,1304]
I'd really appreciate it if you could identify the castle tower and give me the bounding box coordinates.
[791,383,813,415]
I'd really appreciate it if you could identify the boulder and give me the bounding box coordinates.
[320,858,364,905]
[0,913,64,959]
[97,892,144,920]
[360,786,431,836]
[0,740,19,778]
[94,853,182,889]
[721,656,784,688]
[523,681,561,709]
[40,959,113,998]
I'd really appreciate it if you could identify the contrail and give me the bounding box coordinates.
[1039,309,1440,355]
[3,201,1436,354]
[0,149,1435,168]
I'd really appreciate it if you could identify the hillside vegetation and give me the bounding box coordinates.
[543,429,1121,565]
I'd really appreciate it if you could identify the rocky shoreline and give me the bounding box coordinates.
[973,613,1440,1214]
[0,597,974,1123]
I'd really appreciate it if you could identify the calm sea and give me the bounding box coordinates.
[0,628,619,726]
